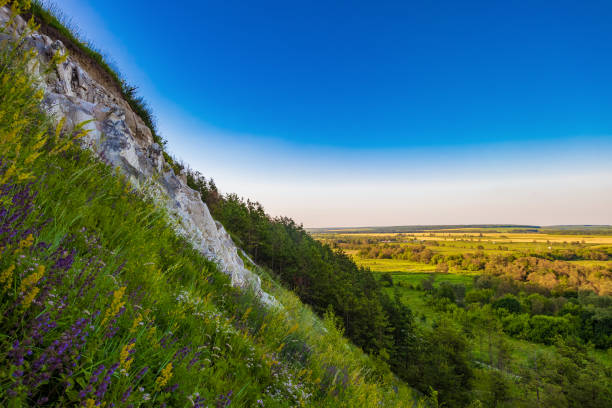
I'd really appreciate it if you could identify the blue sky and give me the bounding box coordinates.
[58,0,612,227]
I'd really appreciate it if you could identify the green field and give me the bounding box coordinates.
[350,255,436,273]
[313,227,612,407]
[391,271,475,287]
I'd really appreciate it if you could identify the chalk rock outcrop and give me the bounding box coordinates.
[0,8,276,306]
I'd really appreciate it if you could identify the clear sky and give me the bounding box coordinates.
[57,0,612,227]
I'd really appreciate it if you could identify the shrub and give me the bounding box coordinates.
[527,315,573,345]
[492,294,521,314]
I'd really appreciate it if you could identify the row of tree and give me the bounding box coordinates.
[357,242,612,295]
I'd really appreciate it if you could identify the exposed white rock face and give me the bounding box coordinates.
[0,8,276,306]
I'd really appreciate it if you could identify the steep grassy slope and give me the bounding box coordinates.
[0,4,416,407]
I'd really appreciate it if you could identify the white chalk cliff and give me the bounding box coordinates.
[0,7,276,306]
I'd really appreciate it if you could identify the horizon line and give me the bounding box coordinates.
[306,224,612,230]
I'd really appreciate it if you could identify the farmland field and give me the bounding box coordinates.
[314,226,612,295]
[312,226,612,406]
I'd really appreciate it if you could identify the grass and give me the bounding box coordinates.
[412,232,612,244]
[346,250,475,288]
[0,6,418,406]
[318,231,612,267]
[351,256,437,273]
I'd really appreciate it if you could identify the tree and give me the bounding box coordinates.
[380,272,394,287]
[436,282,456,303]
[402,321,473,407]
[493,295,521,314]
[422,275,435,293]
[486,370,511,407]
[436,262,449,273]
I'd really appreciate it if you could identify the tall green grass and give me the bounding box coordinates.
[0,4,417,406]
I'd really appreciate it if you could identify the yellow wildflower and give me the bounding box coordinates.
[24,151,42,165]
[287,323,299,336]
[119,342,135,372]
[101,286,126,326]
[18,265,44,309]
[17,172,33,182]
[155,362,173,389]
[18,234,34,249]
[1,164,16,184]
[147,325,158,346]
[0,264,15,290]
[19,265,44,293]
[85,398,96,408]
[22,287,39,309]
[33,88,44,101]
[130,313,143,333]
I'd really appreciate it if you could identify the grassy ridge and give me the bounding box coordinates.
[0,6,416,407]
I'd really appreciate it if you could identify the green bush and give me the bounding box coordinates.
[493,295,522,314]
[465,288,494,304]
[527,315,573,345]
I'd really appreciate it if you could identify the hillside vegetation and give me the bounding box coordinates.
[0,3,416,406]
[185,173,475,406]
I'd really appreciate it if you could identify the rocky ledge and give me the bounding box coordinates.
[0,7,276,306]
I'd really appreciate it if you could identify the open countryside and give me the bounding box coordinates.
[312,225,612,405]
[2,1,611,407]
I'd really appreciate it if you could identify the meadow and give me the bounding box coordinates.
[314,228,612,407]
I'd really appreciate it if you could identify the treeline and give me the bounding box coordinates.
[541,226,612,235]
[356,241,611,262]
[187,171,397,352]
[358,243,612,295]
[185,171,474,406]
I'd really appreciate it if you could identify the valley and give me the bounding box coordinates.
[313,227,612,407]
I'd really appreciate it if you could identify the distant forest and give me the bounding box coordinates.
[308,225,612,235]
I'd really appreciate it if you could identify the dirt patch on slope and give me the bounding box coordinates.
[23,12,125,103]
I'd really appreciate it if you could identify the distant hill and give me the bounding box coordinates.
[308,224,612,235]
[307,224,541,234]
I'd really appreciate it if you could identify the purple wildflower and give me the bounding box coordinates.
[121,386,133,402]
[95,363,119,401]
[135,366,149,381]
[165,383,179,393]
[216,390,233,407]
